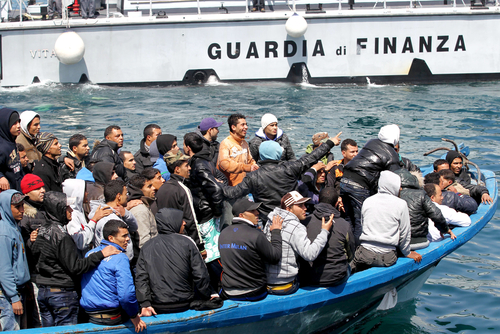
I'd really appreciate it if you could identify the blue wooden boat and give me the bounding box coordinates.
[13,169,497,334]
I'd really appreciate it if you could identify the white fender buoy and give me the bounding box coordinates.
[54,31,85,65]
[285,13,308,38]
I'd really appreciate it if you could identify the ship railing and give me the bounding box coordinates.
[123,0,473,15]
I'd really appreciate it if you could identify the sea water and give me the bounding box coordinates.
[1,80,499,333]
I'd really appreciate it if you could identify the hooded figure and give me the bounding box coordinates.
[16,110,42,163]
[0,108,23,191]
[87,162,115,203]
[151,135,176,181]
[0,189,31,323]
[63,179,96,254]
[135,208,216,314]
[378,124,400,147]
[127,182,157,248]
[249,114,295,162]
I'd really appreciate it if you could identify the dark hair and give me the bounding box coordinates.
[184,132,204,154]
[87,161,96,172]
[438,169,455,182]
[318,187,339,206]
[104,180,126,203]
[129,174,147,189]
[166,159,187,174]
[118,151,132,161]
[200,129,208,136]
[16,143,25,152]
[424,183,438,198]
[69,134,87,151]
[104,125,121,138]
[341,139,357,152]
[143,124,161,139]
[228,113,246,133]
[423,172,440,185]
[103,219,128,241]
[433,159,449,172]
[141,167,161,181]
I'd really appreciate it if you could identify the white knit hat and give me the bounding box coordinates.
[378,124,400,146]
[261,113,278,131]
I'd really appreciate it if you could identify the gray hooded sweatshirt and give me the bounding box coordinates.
[359,170,411,257]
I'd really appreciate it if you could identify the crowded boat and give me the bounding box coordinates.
[0,107,493,332]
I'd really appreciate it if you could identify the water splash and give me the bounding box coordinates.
[301,64,309,84]
[366,77,387,88]
[205,75,230,86]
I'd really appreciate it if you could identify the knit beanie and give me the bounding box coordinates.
[8,111,19,130]
[261,113,278,131]
[36,132,57,155]
[21,174,44,195]
[259,141,283,161]
[378,124,400,146]
[445,150,462,166]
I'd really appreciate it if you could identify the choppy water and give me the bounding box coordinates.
[1,80,500,333]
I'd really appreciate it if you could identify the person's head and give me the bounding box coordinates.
[156,134,178,156]
[165,153,191,178]
[143,124,162,146]
[44,191,73,224]
[7,110,21,139]
[261,113,278,139]
[10,192,26,222]
[104,180,127,206]
[232,197,261,225]
[438,169,455,190]
[141,167,164,191]
[19,111,41,137]
[316,167,327,185]
[130,174,156,198]
[445,151,463,176]
[21,174,46,202]
[36,132,60,159]
[92,161,118,185]
[433,159,449,173]
[378,124,400,147]
[311,132,329,150]
[228,113,248,139]
[378,170,402,197]
[199,118,223,142]
[423,172,440,186]
[119,151,136,171]
[69,134,89,160]
[155,208,186,234]
[424,183,443,205]
[259,141,283,161]
[104,125,124,148]
[281,191,309,221]
[318,187,339,206]
[103,219,130,250]
[341,139,358,164]
[183,132,204,157]
[16,143,29,168]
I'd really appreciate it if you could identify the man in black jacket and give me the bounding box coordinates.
[224,132,341,223]
[134,124,162,173]
[33,132,63,192]
[301,187,355,287]
[60,134,90,182]
[135,208,220,315]
[219,198,283,301]
[195,118,223,167]
[0,107,24,192]
[34,191,119,327]
[340,124,401,243]
[91,125,127,181]
[395,169,453,250]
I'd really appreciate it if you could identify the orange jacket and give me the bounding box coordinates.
[217,132,256,186]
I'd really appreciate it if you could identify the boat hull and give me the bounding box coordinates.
[2,8,500,86]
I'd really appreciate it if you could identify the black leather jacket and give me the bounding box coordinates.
[90,139,127,181]
[188,148,228,224]
[396,169,449,240]
[343,139,400,190]
[224,140,335,220]
[455,167,489,203]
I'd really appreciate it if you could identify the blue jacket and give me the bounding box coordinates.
[76,167,95,182]
[0,190,30,302]
[152,156,170,181]
[80,240,139,317]
[0,108,23,191]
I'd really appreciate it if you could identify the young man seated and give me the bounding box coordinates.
[80,220,146,333]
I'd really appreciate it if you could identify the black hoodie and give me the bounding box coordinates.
[86,162,115,203]
[134,138,154,173]
[135,208,214,308]
[91,139,127,181]
[0,108,23,191]
[35,192,104,288]
[301,202,355,287]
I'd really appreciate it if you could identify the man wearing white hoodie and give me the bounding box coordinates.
[264,191,332,295]
[350,171,422,273]
[249,113,295,163]
[340,124,402,245]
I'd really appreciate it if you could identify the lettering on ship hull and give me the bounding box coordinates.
[356,35,466,55]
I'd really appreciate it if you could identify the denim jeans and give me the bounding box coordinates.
[0,291,21,331]
[37,287,79,327]
[340,180,371,245]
